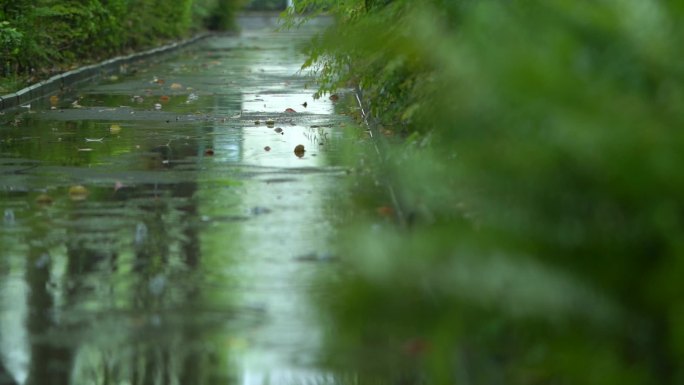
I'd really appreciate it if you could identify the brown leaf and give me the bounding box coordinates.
[68,185,89,201]
[376,206,394,217]
[294,144,305,158]
[35,194,54,205]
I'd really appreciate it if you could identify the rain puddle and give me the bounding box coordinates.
[0,15,348,385]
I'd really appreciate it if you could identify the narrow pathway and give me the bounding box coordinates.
[0,15,347,385]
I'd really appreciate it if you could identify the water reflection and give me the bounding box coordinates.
[1,177,242,384]
[1,15,345,385]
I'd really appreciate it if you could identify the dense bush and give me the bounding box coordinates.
[291,1,684,384]
[243,0,288,11]
[0,0,243,91]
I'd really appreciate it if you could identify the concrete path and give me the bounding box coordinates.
[0,15,348,385]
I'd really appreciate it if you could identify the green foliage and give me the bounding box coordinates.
[204,0,248,31]
[0,21,22,56]
[286,0,436,133]
[295,0,684,384]
[0,0,244,89]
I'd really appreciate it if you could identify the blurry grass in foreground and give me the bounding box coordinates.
[302,1,684,384]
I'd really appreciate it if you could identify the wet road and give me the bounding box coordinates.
[0,15,348,385]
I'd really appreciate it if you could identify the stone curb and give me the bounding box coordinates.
[354,87,407,226]
[0,33,212,112]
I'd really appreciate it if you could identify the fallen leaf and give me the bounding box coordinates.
[49,95,59,106]
[205,148,215,156]
[159,95,170,102]
[68,185,89,201]
[294,144,305,158]
[110,124,122,134]
[170,83,183,90]
[35,194,53,205]
[402,338,429,357]
[376,206,394,217]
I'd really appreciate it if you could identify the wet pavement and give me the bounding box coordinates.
[0,15,348,385]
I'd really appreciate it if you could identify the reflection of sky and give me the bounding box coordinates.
[199,17,343,385]
[0,262,29,385]
[239,70,334,169]
[242,91,332,115]
[0,14,343,385]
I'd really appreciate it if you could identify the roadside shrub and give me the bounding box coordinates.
[294,1,684,384]
[0,0,244,90]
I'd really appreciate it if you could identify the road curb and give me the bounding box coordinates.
[354,87,408,226]
[0,33,212,112]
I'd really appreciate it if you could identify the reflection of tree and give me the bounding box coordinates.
[3,59,249,382]
[0,362,17,385]
[25,230,73,385]
[16,132,237,384]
